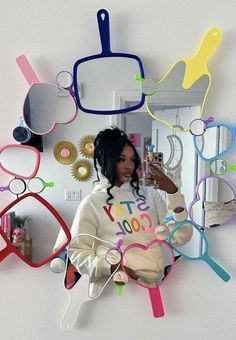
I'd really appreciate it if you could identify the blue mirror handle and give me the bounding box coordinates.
[97,9,111,55]
[202,253,231,282]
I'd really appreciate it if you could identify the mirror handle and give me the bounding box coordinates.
[227,164,236,171]
[182,27,222,89]
[97,9,111,55]
[148,287,165,318]
[202,253,231,282]
[194,27,222,62]
[16,55,40,86]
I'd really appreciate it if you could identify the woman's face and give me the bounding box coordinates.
[115,144,135,187]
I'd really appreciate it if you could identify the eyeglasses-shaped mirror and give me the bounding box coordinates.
[0,177,54,195]
[193,123,235,162]
[145,27,222,132]
[0,193,71,267]
[189,175,236,229]
[0,144,40,179]
[16,55,77,135]
[73,9,144,115]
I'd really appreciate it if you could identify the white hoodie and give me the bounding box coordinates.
[54,182,192,297]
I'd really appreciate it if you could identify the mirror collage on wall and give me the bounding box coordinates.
[0,7,234,328]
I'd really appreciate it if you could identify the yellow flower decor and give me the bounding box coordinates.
[71,159,93,181]
[78,135,95,158]
[53,141,78,165]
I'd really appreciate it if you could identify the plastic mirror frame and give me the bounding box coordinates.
[188,174,236,229]
[0,144,40,179]
[73,8,145,115]
[168,220,208,260]
[16,54,78,135]
[193,122,236,162]
[121,239,175,288]
[0,192,71,268]
[145,27,222,133]
[66,233,120,298]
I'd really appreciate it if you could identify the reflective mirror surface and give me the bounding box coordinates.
[0,193,71,267]
[189,176,236,228]
[146,27,222,131]
[24,83,77,135]
[74,57,144,114]
[68,233,119,299]
[146,61,209,131]
[0,145,40,179]
[194,124,234,162]
[168,221,231,281]
[122,241,174,288]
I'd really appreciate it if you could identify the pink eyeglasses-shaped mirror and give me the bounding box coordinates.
[0,193,71,268]
[0,144,40,179]
[16,55,78,135]
[121,239,175,318]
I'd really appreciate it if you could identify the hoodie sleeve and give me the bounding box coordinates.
[68,197,111,279]
[151,188,193,245]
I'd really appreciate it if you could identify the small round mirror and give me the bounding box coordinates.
[190,119,206,136]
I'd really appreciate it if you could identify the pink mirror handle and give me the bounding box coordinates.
[16,55,40,86]
[148,287,165,318]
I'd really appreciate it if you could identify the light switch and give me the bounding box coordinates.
[65,189,82,201]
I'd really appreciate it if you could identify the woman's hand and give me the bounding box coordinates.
[146,164,178,194]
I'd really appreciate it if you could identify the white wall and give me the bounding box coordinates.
[0,0,236,339]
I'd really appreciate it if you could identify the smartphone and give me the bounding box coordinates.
[142,152,164,185]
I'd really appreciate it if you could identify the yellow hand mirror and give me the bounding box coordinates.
[145,27,222,132]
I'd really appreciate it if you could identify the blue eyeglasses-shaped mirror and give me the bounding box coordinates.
[193,122,236,162]
[73,9,145,115]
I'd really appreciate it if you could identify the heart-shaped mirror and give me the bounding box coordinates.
[122,239,175,317]
[16,55,78,135]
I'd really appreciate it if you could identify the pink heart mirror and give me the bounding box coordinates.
[16,55,78,135]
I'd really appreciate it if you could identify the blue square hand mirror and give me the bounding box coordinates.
[73,9,145,115]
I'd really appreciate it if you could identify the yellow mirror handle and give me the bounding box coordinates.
[182,27,222,89]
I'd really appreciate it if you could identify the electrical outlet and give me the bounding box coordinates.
[65,189,82,201]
